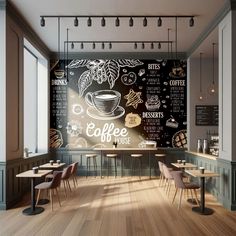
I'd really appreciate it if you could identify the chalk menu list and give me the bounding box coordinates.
[195,105,218,126]
[50,59,187,149]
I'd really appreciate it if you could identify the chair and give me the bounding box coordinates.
[106,154,118,177]
[86,154,97,177]
[70,162,79,188]
[171,171,200,210]
[131,154,143,179]
[162,164,175,194]
[61,165,73,197]
[158,161,164,186]
[35,171,62,211]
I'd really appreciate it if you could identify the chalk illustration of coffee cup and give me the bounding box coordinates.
[54,69,65,79]
[85,90,121,116]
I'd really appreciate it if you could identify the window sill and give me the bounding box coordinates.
[24,152,48,159]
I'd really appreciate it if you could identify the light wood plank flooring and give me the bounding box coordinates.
[0,177,236,236]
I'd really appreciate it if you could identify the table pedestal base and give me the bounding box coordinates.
[192,206,214,215]
[22,206,44,215]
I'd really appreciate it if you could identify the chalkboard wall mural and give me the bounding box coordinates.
[50,59,187,149]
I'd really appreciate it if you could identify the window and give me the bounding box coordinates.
[23,38,48,156]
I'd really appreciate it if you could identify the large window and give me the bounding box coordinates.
[23,39,48,155]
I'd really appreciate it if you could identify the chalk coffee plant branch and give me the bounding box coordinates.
[67,59,143,96]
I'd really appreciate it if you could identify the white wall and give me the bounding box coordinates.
[0,8,6,161]
[188,57,219,151]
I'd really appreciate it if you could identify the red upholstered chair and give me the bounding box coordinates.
[70,162,79,188]
[35,171,62,211]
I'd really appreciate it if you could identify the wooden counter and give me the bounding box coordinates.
[185,151,217,161]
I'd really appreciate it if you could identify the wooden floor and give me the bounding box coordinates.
[1,177,236,236]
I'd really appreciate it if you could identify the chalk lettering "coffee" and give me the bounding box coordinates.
[86,122,128,142]
[169,80,185,86]
[142,112,164,118]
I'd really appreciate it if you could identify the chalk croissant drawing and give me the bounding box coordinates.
[67,59,143,96]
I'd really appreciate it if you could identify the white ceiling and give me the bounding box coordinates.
[9,0,227,56]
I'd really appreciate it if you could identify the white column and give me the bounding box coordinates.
[219,10,236,161]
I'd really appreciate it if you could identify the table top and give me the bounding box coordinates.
[39,163,66,169]
[185,169,220,178]
[16,169,52,178]
[171,162,197,169]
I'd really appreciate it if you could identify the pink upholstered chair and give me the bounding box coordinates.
[171,171,200,210]
[70,162,79,188]
[35,171,62,211]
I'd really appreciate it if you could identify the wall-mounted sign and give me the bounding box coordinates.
[195,105,218,126]
[50,59,187,149]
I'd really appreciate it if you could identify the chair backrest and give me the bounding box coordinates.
[158,161,164,173]
[71,162,79,175]
[162,164,173,180]
[50,171,63,189]
[62,165,73,180]
[171,171,186,189]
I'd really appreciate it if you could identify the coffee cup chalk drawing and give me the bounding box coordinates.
[85,90,125,120]
[124,89,143,109]
[125,113,142,128]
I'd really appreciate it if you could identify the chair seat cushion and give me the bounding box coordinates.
[185,183,200,189]
[106,154,117,158]
[45,174,54,179]
[35,182,51,190]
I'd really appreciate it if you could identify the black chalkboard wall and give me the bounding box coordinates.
[50,59,187,149]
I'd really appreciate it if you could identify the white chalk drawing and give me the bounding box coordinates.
[166,116,179,128]
[172,129,187,148]
[138,68,145,76]
[50,128,63,148]
[65,137,88,148]
[121,72,137,85]
[145,95,161,111]
[72,104,84,115]
[54,69,65,79]
[66,121,83,137]
[85,90,125,120]
[124,89,143,109]
[169,66,185,78]
[125,113,142,128]
[67,59,143,96]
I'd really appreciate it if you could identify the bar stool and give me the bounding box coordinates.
[86,154,97,177]
[106,154,117,177]
[131,154,143,179]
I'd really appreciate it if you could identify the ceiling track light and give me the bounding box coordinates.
[80,42,84,49]
[101,17,106,27]
[92,42,96,49]
[157,17,162,27]
[151,42,154,49]
[189,17,194,27]
[142,42,145,49]
[134,42,137,49]
[74,17,78,27]
[87,17,92,27]
[71,42,74,49]
[115,17,120,27]
[129,17,134,27]
[40,16,45,27]
[143,17,147,27]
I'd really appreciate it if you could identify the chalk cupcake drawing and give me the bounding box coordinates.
[67,59,143,96]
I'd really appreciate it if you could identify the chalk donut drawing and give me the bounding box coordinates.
[66,121,83,137]
[145,95,161,111]
[172,129,187,148]
[67,59,143,96]
[121,72,137,85]
[50,128,63,148]
[72,104,84,115]
[124,89,143,109]
[85,89,125,120]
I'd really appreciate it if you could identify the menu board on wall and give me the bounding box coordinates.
[50,59,187,149]
[195,105,218,126]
